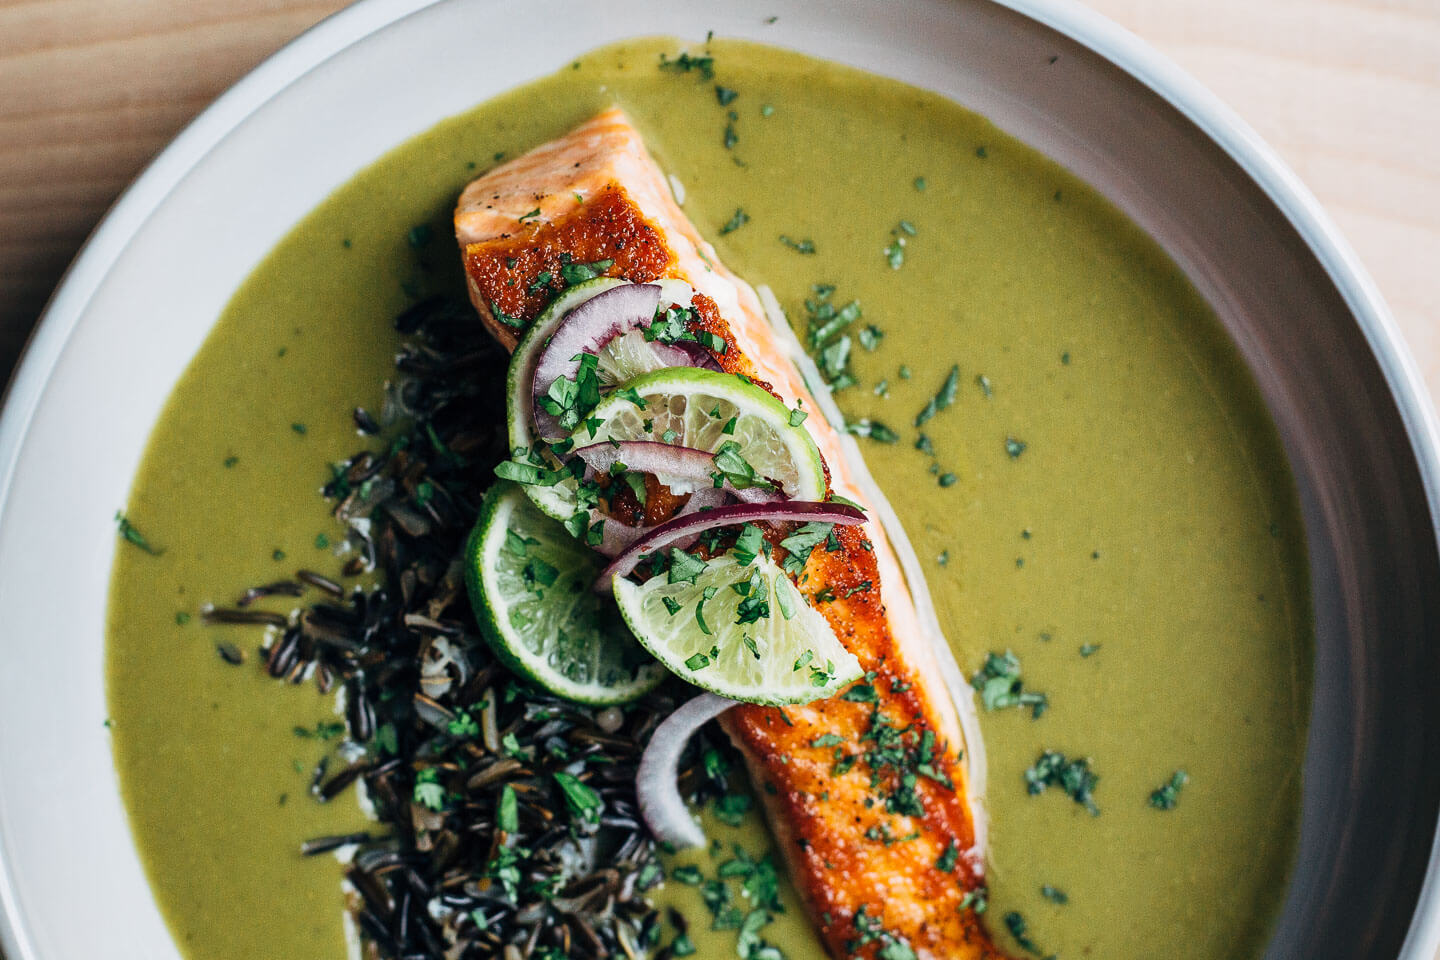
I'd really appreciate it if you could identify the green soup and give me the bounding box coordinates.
[107,37,1310,960]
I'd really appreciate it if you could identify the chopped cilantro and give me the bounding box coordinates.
[971,651,1047,717]
[846,419,899,444]
[293,720,345,739]
[914,364,960,426]
[712,441,771,491]
[802,284,862,390]
[884,220,915,269]
[552,771,603,825]
[672,864,704,885]
[491,301,524,328]
[779,522,833,575]
[719,207,750,235]
[522,556,559,591]
[504,529,538,558]
[659,51,715,80]
[732,524,767,566]
[1003,911,1046,956]
[559,257,614,285]
[668,548,709,584]
[497,784,518,833]
[714,792,753,826]
[695,585,718,635]
[612,386,647,409]
[1025,750,1100,815]
[1149,770,1189,810]
[959,888,988,914]
[1006,436,1028,458]
[413,769,446,811]
[114,512,163,556]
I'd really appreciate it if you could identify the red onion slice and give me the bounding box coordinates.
[574,442,783,504]
[574,440,714,489]
[636,693,737,849]
[594,500,866,592]
[532,283,661,440]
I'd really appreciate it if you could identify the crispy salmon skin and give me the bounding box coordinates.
[455,107,1007,960]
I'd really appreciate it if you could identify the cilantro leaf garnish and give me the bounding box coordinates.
[846,419,900,444]
[668,548,708,584]
[970,650,1048,718]
[914,364,959,426]
[559,258,613,285]
[1149,770,1189,810]
[719,207,750,234]
[779,522,833,575]
[114,511,163,556]
[1025,750,1100,815]
[552,771,604,825]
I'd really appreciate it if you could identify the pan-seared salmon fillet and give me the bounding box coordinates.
[455,107,1007,960]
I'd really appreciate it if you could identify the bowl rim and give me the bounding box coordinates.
[2,1,1437,958]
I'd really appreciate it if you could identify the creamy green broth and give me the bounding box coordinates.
[107,37,1310,960]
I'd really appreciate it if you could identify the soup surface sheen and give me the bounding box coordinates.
[108,37,1311,960]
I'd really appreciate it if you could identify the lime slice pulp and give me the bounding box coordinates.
[464,481,666,705]
[612,551,862,705]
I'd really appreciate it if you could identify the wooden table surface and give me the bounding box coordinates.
[1,0,1438,955]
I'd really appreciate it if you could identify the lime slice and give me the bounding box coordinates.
[575,367,826,501]
[612,551,862,704]
[464,481,666,704]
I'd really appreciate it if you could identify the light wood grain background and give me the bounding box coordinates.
[0,0,1438,956]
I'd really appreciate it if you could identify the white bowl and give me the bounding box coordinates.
[3,1,1438,958]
